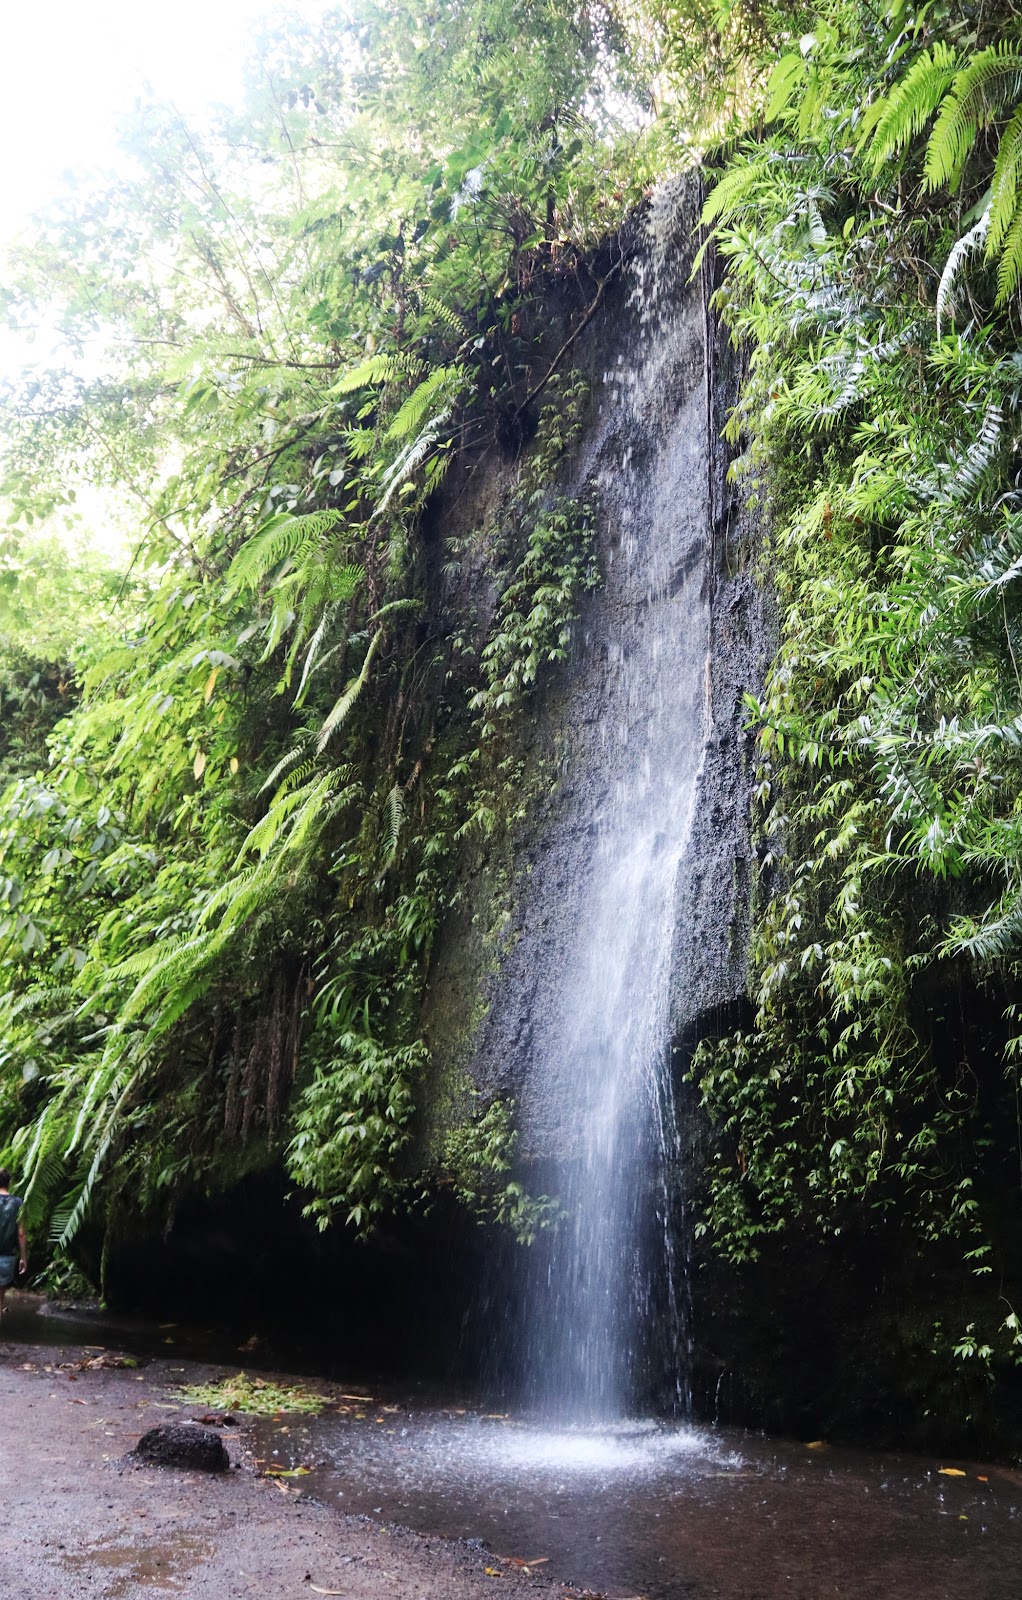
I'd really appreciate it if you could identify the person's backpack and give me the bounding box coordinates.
[0,1195,22,1256]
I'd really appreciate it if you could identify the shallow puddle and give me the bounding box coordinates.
[60,1532,213,1596]
[252,1404,1022,1600]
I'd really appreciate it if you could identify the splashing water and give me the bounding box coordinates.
[517,181,712,1422]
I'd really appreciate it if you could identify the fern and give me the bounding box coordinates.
[926,44,1022,191]
[381,782,404,869]
[868,43,960,172]
[376,408,454,515]
[330,352,422,395]
[55,1075,139,1248]
[257,733,313,795]
[292,602,338,708]
[317,628,382,753]
[989,101,1022,251]
[918,401,1003,504]
[421,294,471,339]
[936,213,990,332]
[226,510,345,593]
[995,200,1022,301]
[700,150,779,229]
[386,365,466,442]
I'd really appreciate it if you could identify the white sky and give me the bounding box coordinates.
[0,0,334,248]
[0,0,335,558]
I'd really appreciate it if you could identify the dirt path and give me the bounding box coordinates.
[0,1324,582,1600]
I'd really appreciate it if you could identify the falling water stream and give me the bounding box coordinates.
[517,180,710,1421]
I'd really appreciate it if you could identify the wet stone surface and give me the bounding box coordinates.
[129,1422,230,1472]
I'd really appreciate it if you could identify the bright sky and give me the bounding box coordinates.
[0,1,334,248]
[0,1,335,558]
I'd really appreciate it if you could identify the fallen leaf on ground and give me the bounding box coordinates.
[977,1475,989,1482]
[804,1440,828,1450]
[938,1467,967,1477]
[502,1556,550,1569]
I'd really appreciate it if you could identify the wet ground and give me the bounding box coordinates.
[0,1300,576,1600]
[3,1295,1021,1598]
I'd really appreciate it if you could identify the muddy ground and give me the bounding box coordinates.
[0,1314,584,1600]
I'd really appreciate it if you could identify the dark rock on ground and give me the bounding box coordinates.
[130,1423,230,1473]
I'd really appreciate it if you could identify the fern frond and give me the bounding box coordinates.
[421,294,471,339]
[317,629,382,754]
[226,510,344,593]
[701,151,777,229]
[937,212,989,332]
[118,931,217,1025]
[293,603,338,708]
[996,202,1022,302]
[342,426,378,460]
[386,365,466,442]
[239,776,330,860]
[23,1142,69,1228]
[381,783,404,869]
[257,734,313,795]
[922,401,1003,502]
[56,1074,140,1247]
[868,43,960,172]
[989,102,1022,253]
[331,352,423,395]
[926,44,1022,191]
[376,408,453,515]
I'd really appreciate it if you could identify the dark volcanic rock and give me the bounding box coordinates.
[130,1423,230,1473]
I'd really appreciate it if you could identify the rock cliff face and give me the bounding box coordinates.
[420,178,767,1417]
[423,179,765,1149]
[95,181,1022,1454]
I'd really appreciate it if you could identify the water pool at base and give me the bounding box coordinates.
[251,1401,1022,1600]
[5,1299,1020,1597]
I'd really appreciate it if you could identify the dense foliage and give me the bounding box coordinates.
[688,0,1022,1371]
[5,0,1022,1387]
[0,0,643,1258]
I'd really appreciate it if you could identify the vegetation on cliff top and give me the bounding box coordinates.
[688,0,1022,1379]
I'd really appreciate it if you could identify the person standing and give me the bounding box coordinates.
[0,1169,27,1321]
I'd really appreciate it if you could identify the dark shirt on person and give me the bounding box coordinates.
[0,1194,24,1256]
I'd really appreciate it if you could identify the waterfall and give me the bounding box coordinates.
[516,181,712,1422]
